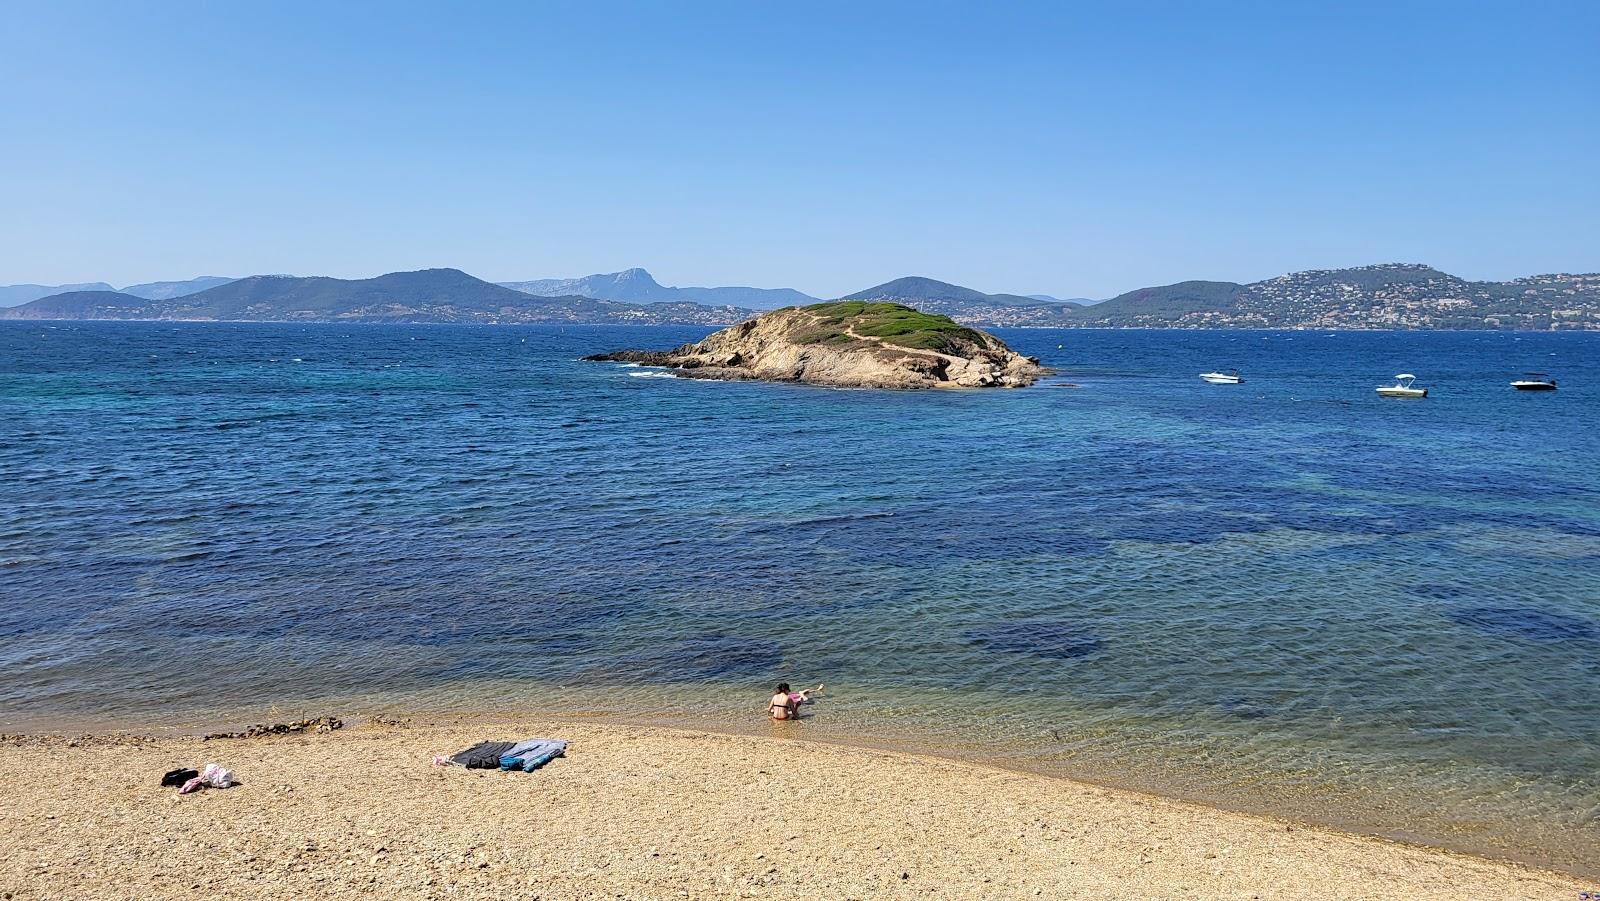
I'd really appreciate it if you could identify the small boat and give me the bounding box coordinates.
[1510,372,1557,391]
[1376,373,1427,398]
[1199,370,1242,385]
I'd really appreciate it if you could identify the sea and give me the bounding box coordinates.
[1,321,1596,874]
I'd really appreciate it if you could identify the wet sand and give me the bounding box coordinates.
[0,719,1583,900]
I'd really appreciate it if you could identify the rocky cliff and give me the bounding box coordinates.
[585,301,1046,389]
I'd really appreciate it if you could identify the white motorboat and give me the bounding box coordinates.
[1510,372,1557,391]
[1376,373,1427,398]
[1199,370,1242,385]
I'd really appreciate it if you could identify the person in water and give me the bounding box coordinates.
[767,682,824,720]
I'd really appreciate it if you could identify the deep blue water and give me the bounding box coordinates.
[2,322,1597,870]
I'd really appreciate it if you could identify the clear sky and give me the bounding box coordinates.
[2,1,1595,299]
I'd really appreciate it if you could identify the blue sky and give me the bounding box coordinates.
[2,1,1595,298]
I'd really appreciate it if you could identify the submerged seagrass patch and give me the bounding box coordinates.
[1444,605,1597,643]
[966,618,1105,659]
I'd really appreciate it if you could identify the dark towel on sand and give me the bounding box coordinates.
[448,741,517,769]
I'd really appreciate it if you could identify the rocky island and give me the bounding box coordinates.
[584,301,1047,389]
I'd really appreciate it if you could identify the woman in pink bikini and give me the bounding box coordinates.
[767,682,824,720]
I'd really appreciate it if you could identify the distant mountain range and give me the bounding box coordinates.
[4,263,1597,329]
[120,276,238,300]
[0,269,753,326]
[0,282,116,307]
[498,268,817,309]
[0,276,235,307]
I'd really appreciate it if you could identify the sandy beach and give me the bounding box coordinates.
[0,719,1583,901]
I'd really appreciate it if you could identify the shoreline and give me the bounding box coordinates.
[1,712,1591,898]
[6,699,1595,882]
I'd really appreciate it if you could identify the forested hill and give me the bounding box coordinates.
[0,269,755,326]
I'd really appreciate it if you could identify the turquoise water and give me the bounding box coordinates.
[2,322,1597,872]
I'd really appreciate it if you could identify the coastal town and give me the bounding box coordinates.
[1224,265,1600,330]
[842,264,1600,331]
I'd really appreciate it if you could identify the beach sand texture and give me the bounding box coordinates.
[0,721,1582,901]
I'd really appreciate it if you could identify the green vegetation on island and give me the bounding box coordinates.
[794,300,990,352]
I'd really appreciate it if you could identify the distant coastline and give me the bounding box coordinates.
[5,262,1598,330]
